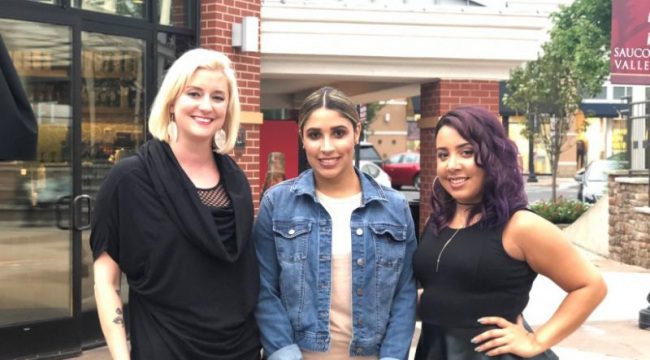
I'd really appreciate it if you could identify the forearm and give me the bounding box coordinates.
[532,279,606,351]
[95,284,130,360]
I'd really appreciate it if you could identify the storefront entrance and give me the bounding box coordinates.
[0,1,195,358]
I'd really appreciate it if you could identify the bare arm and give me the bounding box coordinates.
[94,252,130,360]
[473,211,607,357]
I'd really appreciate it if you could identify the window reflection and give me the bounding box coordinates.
[82,32,145,165]
[0,18,73,326]
[81,32,145,310]
[158,0,188,27]
[156,32,194,86]
[75,0,144,18]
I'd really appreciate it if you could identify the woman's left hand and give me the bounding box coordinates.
[471,315,545,358]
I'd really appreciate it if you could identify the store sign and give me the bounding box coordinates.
[610,0,650,85]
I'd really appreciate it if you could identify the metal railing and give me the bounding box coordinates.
[623,100,650,206]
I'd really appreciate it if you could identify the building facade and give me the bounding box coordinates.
[0,0,580,358]
[0,1,262,358]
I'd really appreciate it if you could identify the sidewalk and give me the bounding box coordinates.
[77,247,650,360]
[524,174,577,188]
[526,249,650,360]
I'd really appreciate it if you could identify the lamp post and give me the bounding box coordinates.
[527,113,538,183]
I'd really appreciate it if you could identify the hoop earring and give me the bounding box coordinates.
[431,176,439,193]
[167,114,178,143]
[214,129,227,149]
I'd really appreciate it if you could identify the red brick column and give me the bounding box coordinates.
[201,0,262,210]
[418,80,500,232]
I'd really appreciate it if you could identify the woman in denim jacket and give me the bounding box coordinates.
[254,87,417,360]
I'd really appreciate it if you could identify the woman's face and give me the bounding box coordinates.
[435,125,486,204]
[170,69,229,145]
[302,108,360,185]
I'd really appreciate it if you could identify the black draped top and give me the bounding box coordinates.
[90,139,260,359]
[413,218,537,328]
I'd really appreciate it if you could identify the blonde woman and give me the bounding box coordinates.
[91,49,260,360]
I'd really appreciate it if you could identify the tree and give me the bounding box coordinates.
[360,102,385,141]
[504,0,611,202]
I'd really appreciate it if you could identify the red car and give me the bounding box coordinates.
[382,152,420,190]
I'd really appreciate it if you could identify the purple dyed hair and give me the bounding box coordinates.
[429,106,528,236]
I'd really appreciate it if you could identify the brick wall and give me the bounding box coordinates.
[201,0,262,209]
[418,80,500,233]
[608,174,650,268]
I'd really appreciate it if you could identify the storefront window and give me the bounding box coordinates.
[158,0,188,27]
[74,0,145,18]
[0,18,73,327]
[156,32,194,86]
[79,32,146,311]
[613,86,632,100]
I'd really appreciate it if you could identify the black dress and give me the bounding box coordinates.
[90,139,260,359]
[413,219,558,360]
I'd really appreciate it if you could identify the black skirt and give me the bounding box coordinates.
[415,323,559,360]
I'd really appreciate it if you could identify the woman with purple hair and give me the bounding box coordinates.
[413,106,606,359]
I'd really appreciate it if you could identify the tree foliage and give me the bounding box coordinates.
[504,0,611,202]
[361,102,386,141]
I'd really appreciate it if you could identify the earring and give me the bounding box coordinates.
[431,176,439,192]
[214,129,227,149]
[167,114,178,143]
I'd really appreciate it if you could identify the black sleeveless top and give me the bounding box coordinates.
[413,219,537,328]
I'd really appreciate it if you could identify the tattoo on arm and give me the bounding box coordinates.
[113,307,124,326]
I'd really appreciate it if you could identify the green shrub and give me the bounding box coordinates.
[529,197,591,224]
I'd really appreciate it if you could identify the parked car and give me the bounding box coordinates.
[358,142,382,166]
[575,159,628,203]
[382,152,420,190]
[358,160,392,188]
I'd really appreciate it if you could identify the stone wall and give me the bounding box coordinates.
[609,173,650,268]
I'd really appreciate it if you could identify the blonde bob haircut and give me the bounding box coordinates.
[148,48,241,154]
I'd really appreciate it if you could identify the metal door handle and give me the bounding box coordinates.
[73,194,93,231]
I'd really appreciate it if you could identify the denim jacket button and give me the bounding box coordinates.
[288,229,296,235]
[356,258,365,266]
[356,288,363,296]
[356,228,363,236]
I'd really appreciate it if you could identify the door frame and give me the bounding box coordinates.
[0,1,197,357]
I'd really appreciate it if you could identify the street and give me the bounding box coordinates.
[399,175,580,204]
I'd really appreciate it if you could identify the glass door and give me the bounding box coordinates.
[79,30,146,343]
[0,18,79,357]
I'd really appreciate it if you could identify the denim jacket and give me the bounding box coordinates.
[254,169,417,360]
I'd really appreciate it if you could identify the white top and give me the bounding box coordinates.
[303,191,376,360]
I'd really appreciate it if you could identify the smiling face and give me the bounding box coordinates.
[302,108,360,187]
[170,69,229,147]
[435,125,486,204]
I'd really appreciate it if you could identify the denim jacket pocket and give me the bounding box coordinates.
[369,223,407,269]
[272,219,312,263]
[272,219,312,330]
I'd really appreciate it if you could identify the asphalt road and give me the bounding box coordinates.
[399,176,580,204]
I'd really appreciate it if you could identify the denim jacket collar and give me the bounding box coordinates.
[289,168,387,206]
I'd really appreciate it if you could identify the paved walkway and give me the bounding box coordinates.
[76,247,650,360]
